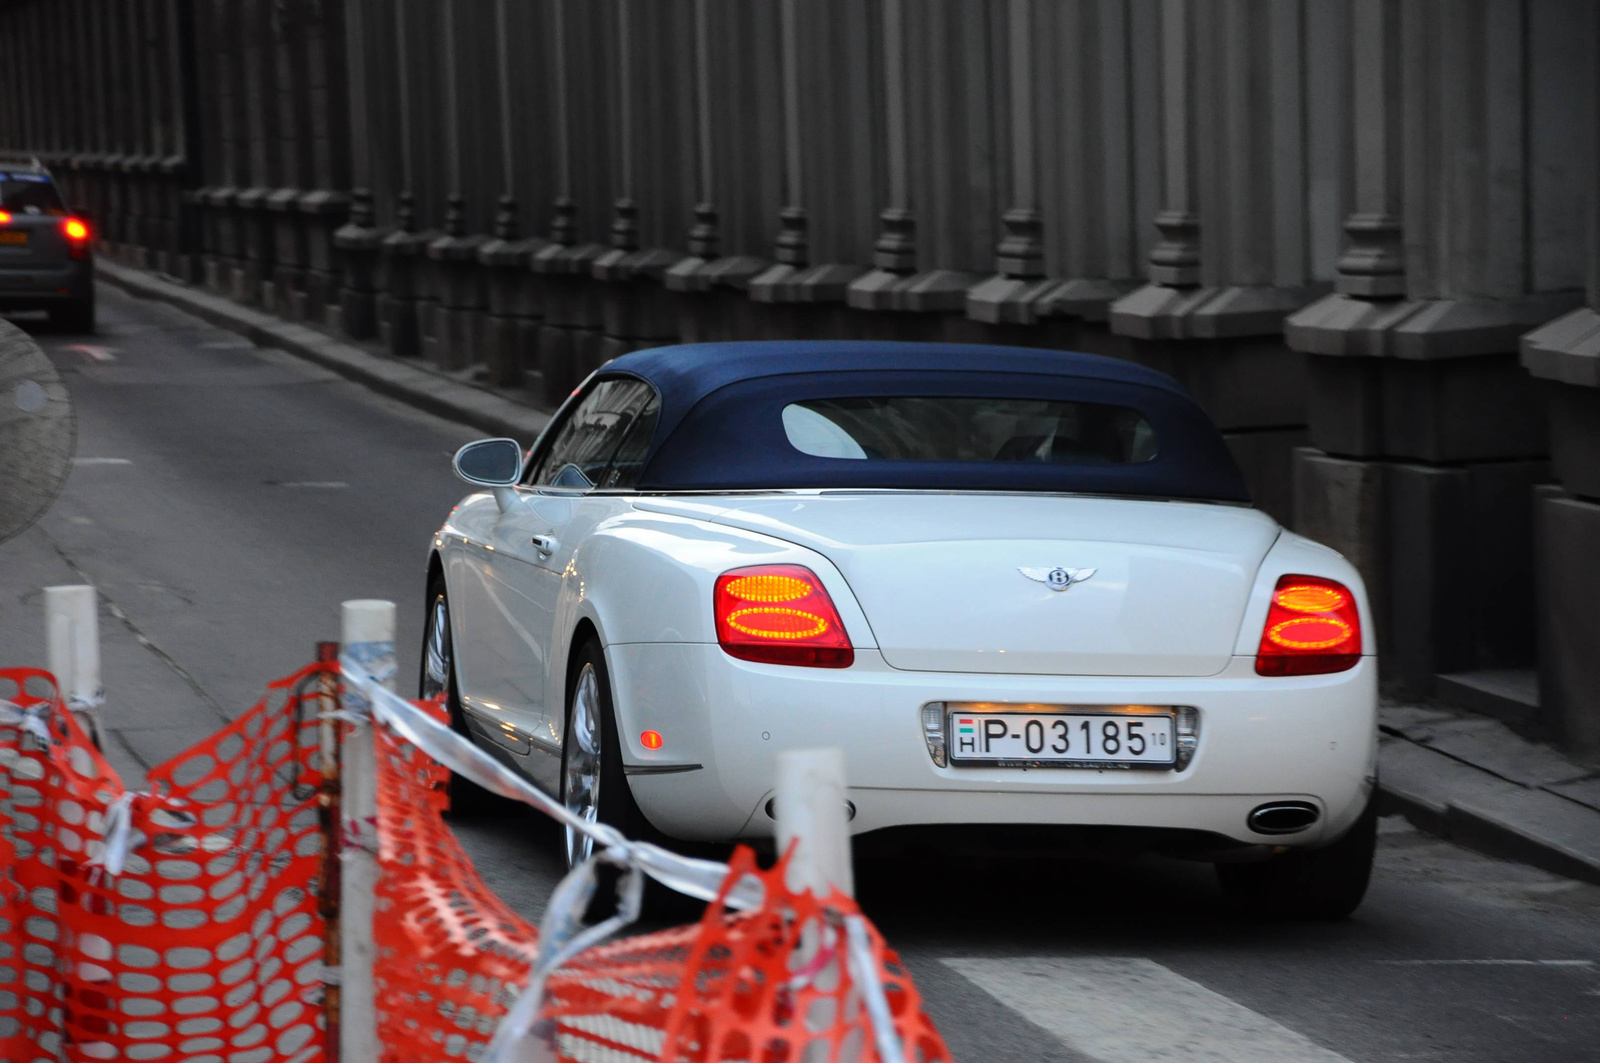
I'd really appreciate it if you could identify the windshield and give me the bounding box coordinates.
[0,173,65,213]
[783,396,1159,466]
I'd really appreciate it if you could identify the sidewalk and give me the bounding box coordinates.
[93,259,552,443]
[1379,702,1600,885]
[95,258,1600,887]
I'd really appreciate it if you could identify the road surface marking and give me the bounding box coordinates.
[1376,959,1593,966]
[69,343,117,362]
[72,457,132,465]
[943,956,1354,1063]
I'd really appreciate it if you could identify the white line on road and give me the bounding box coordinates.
[1376,959,1593,966]
[944,956,1354,1063]
[68,343,117,362]
[72,457,132,465]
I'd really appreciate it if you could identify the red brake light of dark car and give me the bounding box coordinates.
[0,210,11,224]
[62,217,91,260]
[1255,574,1361,676]
[714,564,853,668]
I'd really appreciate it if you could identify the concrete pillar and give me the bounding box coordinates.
[480,195,548,389]
[663,0,777,343]
[423,2,495,373]
[590,0,687,368]
[748,0,869,310]
[377,193,438,358]
[263,0,312,315]
[530,0,610,402]
[232,0,277,306]
[848,0,978,317]
[1286,0,1590,695]
[1097,0,1337,525]
[1518,3,1600,752]
[332,188,387,339]
[294,0,350,323]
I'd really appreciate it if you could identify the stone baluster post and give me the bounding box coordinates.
[1287,0,1588,696]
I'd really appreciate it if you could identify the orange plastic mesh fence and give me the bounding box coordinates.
[0,664,330,1063]
[371,720,950,1063]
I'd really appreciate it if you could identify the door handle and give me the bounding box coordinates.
[530,534,559,557]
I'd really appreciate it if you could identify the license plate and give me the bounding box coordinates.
[0,231,27,245]
[948,710,1176,767]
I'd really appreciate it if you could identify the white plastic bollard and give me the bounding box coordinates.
[774,747,855,898]
[44,584,100,708]
[340,599,394,1063]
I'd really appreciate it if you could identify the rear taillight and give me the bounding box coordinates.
[1255,574,1361,676]
[63,217,90,260]
[714,564,853,668]
[0,210,11,224]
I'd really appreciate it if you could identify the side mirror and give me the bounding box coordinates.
[453,439,524,512]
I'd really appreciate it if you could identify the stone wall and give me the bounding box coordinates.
[3,0,1596,746]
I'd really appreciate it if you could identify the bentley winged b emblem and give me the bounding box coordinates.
[1019,566,1096,592]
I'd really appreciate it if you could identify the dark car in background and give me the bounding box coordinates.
[0,156,94,331]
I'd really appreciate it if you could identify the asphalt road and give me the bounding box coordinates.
[4,284,1600,1062]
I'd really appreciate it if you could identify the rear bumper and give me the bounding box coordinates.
[0,260,92,306]
[608,643,1377,850]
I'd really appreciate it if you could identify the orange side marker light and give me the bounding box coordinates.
[640,729,663,750]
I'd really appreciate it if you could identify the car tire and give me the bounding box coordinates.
[1215,787,1378,920]
[420,575,492,816]
[562,640,697,921]
[51,294,94,333]
[561,639,653,869]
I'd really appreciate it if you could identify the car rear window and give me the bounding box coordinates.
[782,397,1159,465]
[0,173,65,213]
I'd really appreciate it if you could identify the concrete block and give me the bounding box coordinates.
[1126,335,1307,431]
[1380,354,1546,463]
[377,294,420,358]
[1383,460,1547,692]
[338,289,378,340]
[1547,382,1600,501]
[1306,356,1384,458]
[483,314,527,389]
[537,325,580,406]
[1291,448,1389,648]
[425,306,482,372]
[1222,428,1307,527]
[1534,488,1600,754]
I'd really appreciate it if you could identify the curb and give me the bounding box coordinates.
[94,261,553,443]
[1377,735,1600,887]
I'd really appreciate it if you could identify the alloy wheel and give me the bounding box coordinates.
[422,595,451,700]
[563,663,603,868]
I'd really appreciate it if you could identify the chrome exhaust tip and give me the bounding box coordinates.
[766,797,857,822]
[1248,801,1320,835]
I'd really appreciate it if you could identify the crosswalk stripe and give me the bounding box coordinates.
[943,957,1354,1063]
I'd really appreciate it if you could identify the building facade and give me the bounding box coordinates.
[3,0,1597,749]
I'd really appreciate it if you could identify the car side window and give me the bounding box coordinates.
[524,378,658,490]
[597,393,660,489]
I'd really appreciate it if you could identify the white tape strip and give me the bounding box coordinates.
[87,791,137,877]
[0,699,55,746]
[845,915,907,1063]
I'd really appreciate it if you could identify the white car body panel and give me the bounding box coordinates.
[433,488,1377,852]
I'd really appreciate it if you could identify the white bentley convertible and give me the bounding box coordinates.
[424,341,1378,918]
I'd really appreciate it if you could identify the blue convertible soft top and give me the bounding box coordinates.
[593,341,1251,503]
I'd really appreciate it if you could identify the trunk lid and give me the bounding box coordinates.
[705,493,1278,677]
